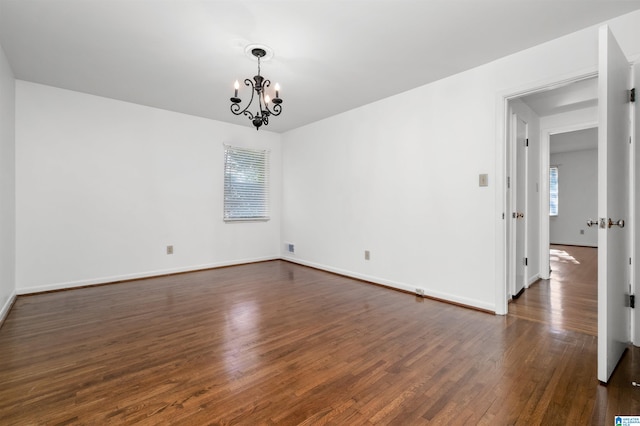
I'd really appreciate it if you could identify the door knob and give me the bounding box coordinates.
[608,218,625,228]
[586,219,598,227]
[513,212,524,219]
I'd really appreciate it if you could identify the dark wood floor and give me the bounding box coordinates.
[1,259,639,424]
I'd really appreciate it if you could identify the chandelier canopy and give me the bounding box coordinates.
[230,47,283,131]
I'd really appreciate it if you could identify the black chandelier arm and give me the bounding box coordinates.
[259,78,283,116]
[230,103,256,121]
[230,102,243,115]
[243,109,255,120]
[230,79,257,117]
[266,102,282,116]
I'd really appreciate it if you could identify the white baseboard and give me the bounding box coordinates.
[0,290,17,325]
[16,256,279,295]
[281,256,495,313]
[15,255,496,314]
[527,274,541,288]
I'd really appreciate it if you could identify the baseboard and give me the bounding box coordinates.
[281,256,495,313]
[550,242,597,248]
[527,274,541,288]
[16,256,279,295]
[15,255,496,314]
[0,290,17,326]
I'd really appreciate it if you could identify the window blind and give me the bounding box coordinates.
[549,166,558,216]
[224,145,270,221]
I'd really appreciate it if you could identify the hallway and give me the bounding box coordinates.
[509,244,597,336]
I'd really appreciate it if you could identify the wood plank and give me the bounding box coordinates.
[509,244,598,336]
[0,259,637,424]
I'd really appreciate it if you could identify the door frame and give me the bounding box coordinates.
[497,64,637,346]
[539,121,598,281]
[495,70,598,315]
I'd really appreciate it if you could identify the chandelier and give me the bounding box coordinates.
[230,47,282,130]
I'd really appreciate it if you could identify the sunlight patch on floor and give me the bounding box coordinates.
[550,248,580,265]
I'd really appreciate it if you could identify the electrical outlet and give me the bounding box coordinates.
[364,250,370,260]
[286,243,295,253]
[479,174,489,187]
[166,245,173,255]
[580,229,585,235]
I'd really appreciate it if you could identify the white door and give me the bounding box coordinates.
[597,25,631,383]
[635,62,640,346]
[514,116,528,296]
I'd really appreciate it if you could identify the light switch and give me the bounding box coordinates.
[479,174,489,187]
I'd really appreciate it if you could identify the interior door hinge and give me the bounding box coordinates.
[507,176,511,188]
[525,138,529,147]
[524,257,528,266]
[630,294,635,309]
[630,88,635,103]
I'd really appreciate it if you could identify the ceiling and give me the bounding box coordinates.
[1,1,639,133]
[550,127,598,154]
[520,77,598,117]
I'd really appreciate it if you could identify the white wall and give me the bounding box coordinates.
[0,42,15,320]
[15,82,281,293]
[281,11,640,312]
[550,148,598,246]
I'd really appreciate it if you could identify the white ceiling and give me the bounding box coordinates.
[550,127,598,154]
[520,77,598,117]
[1,0,639,133]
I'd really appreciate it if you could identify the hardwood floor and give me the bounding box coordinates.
[0,259,639,424]
[509,244,598,336]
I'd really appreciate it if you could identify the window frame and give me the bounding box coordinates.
[223,145,270,222]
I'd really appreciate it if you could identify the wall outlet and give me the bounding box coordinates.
[479,173,489,187]
[415,288,425,297]
[166,245,173,255]
[580,229,585,235]
[286,243,295,253]
[364,250,370,260]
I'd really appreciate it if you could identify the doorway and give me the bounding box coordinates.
[502,26,636,384]
[505,76,598,306]
[506,86,599,335]
[509,126,600,334]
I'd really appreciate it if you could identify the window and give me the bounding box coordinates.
[549,166,558,216]
[224,145,270,221]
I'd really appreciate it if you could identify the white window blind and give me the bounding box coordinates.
[224,145,270,221]
[549,166,558,216]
